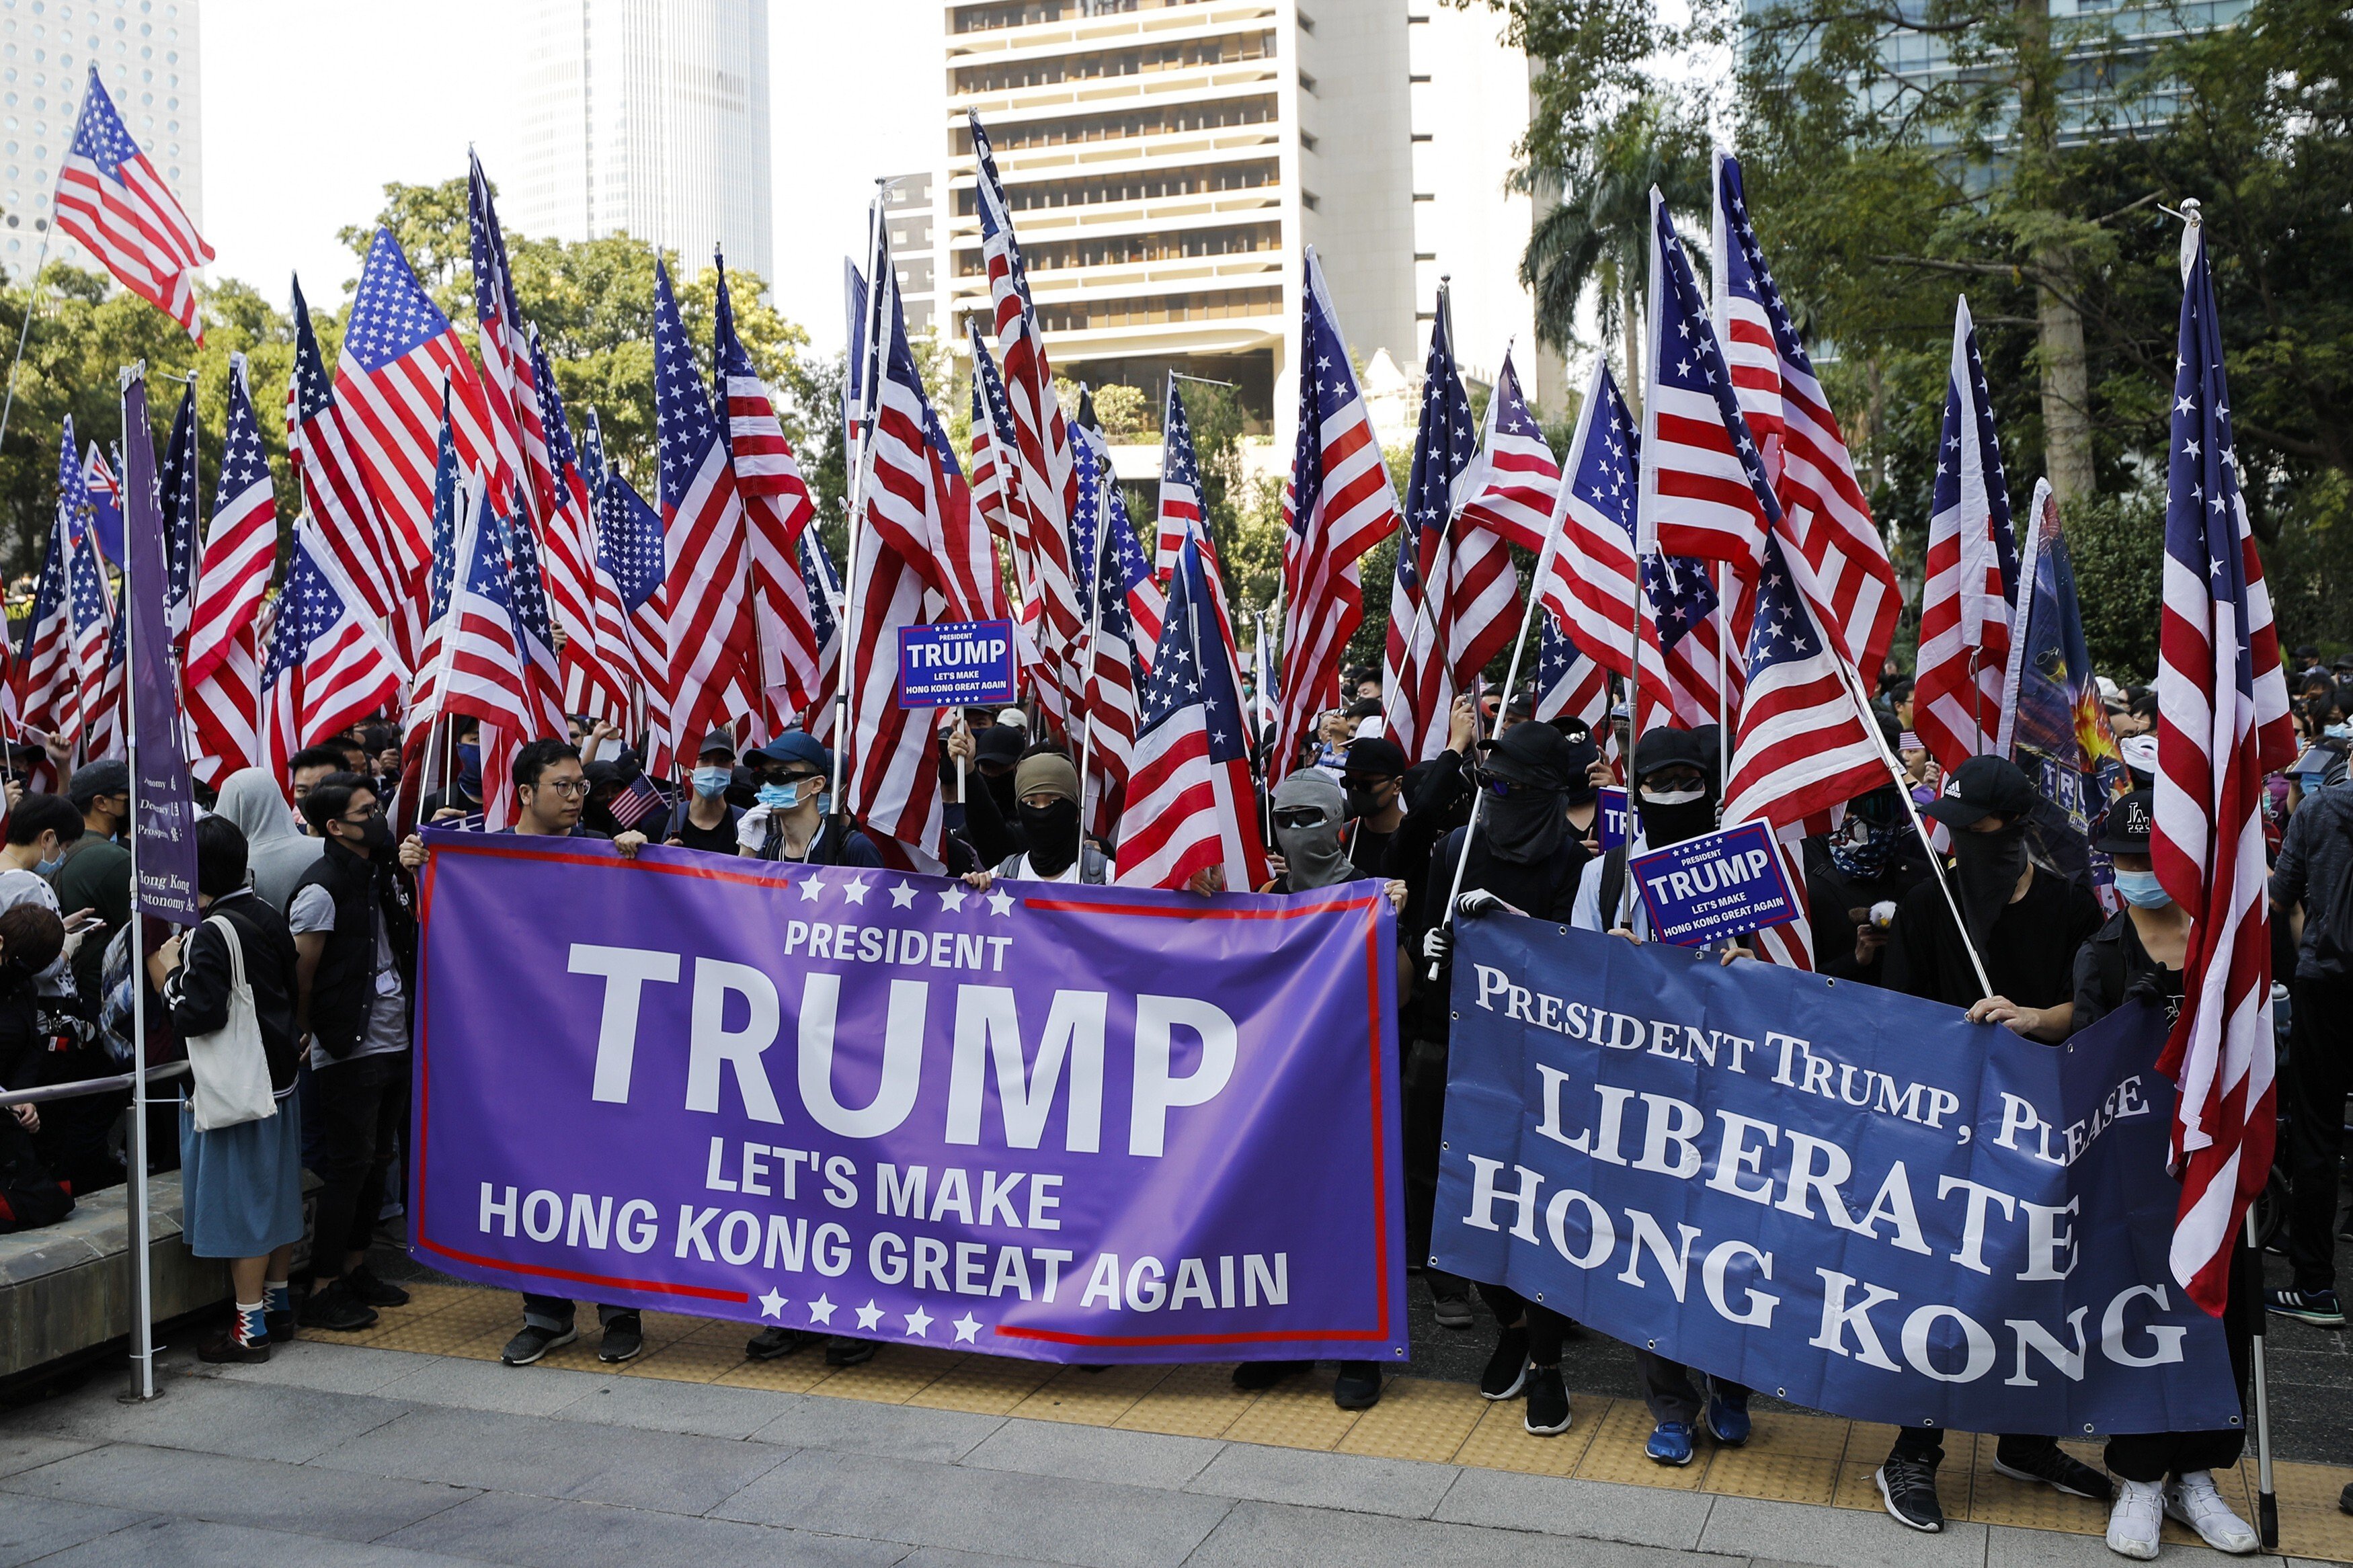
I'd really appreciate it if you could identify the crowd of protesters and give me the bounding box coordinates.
[0,645,2346,1563]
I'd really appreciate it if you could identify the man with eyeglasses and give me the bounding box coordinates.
[290,773,420,1333]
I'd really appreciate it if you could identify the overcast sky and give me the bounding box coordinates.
[198,0,939,353]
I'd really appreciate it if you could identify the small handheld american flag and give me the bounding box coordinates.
[606,772,670,833]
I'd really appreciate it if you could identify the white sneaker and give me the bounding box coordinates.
[2165,1471,2260,1555]
[2106,1478,2163,1561]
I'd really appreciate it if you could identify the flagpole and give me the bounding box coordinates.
[1073,452,1107,876]
[2243,1207,2276,1547]
[830,187,891,823]
[1716,561,1730,782]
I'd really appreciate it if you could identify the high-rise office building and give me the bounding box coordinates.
[512,0,774,286]
[0,0,202,280]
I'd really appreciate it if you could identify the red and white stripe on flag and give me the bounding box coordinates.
[56,69,211,339]
[184,358,276,784]
[1913,296,2018,779]
[2151,218,2296,1312]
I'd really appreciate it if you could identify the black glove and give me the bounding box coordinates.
[1455,888,1505,922]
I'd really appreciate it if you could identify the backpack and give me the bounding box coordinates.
[2318,808,2353,963]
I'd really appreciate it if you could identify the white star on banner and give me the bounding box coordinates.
[758,1288,786,1319]
[799,875,827,903]
[807,1294,837,1325]
[841,877,871,905]
[856,1300,885,1331]
[889,880,918,909]
[939,884,968,911]
[904,1306,934,1337]
[987,889,1015,917]
[952,1313,982,1344]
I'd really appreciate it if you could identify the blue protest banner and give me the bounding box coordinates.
[1629,821,1797,946]
[898,619,1018,708]
[1598,787,1628,850]
[1433,919,2240,1436]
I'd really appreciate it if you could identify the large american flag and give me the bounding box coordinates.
[159,383,202,646]
[15,483,81,752]
[1116,532,1271,893]
[1532,610,1610,729]
[1448,350,1551,713]
[2151,216,2297,1313]
[531,331,627,722]
[290,276,407,653]
[495,501,569,743]
[56,68,211,339]
[85,604,127,763]
[184,359,276,786]
[596,459,672,753]
[63,431,116,759]
[651,259,754,762]
[970,111,1086,727]
[715,257,826,737]
[441,499,536,830]
[970,324,1068,733]
[334,226,493,636]
[1722,531,1885,836]
[1712,154,1897,687]
[261,523,405,797]
[1384,294,1479,763]
[1156,382,1246,725]
[1642,190,1776,576]
[1642,554,1735,736]
[1275,247,1401,782]
[467,154,545,526]
[1070,425,1148,835]
[403,385,471,746]
[1914,295,2020,779]
[1075,403,1165,659]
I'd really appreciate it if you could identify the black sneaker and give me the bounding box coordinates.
[823,1337,877,1368]
[1877,1455,1946,1532]
[1993,1439,2112,1501]
[1231,1359,1308,1391]
[596,1315,644,1363]
[1332,1361,1382,1410]
[1431,1289,1474,1330]
[746,1325,822,1361]
[2264,1286,2346,1327]
[1479,1324,1530,1400]
[1522,1364,1571,1436]
[343,1265,410,1309]
[500,1323,578,1366]
[295,1279,379,1333]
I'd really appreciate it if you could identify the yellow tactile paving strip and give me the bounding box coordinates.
[333,1282,2353,1561]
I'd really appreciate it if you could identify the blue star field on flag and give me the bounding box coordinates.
[345,229,458,375]
[598,466,668,615]
[262,532,349,687]
[1140,536,1246,762]
[1400,296,1477,591]
[651,261,721,513]
[1930,313,2018,595]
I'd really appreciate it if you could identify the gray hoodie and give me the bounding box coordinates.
[213,768,323,914]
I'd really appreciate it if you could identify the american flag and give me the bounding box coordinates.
[970,324,1068,733]
[1722,531,1885,837]
[260,522,405,797]
[1275,247,1402,782]
[333,226,493,631]
[606,771,670,832]
[1447,349,1548,720]
[85,604,126,762]
[15,479,81,753]
[1532,610,1610,729]
[81,444,124,564]
[1156,382,1246,723]
[495,501,569,742]
[290,276,407,652]
[1914,295,2020,778]
[55,68,211,339]
[1116,532,1271,893]
[2151,215,2297,1313]
[1642,553,1735,735]
[184,359,277,786]
[969,111,1086,727]
[532,331,629,723]
[715,256,826,736]
[799,527,844,745]
[651,260,754,761]
[1384,293,1479,764]
[596,459,672,757]
[159,382,202,646]
[403,384,471,746]
[1712,154,1898,687]
[467,154,547,526]
[62,428,116,759]
[1070,424,1148,834]
[1642,190,1777,576]
[440,499,536,830]
[1074,399,1165,659]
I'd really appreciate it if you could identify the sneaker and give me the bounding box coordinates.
[746,1325,822,1361]
[1646,1420,1694,1467]
[196,1329,270,1364]
[1431,1290,1474,1331]
[2264,1286,2346,1327]
[1332,1360,1382,1410]
[343,1264,411,1309]
[1523,1364,1571,1436]
[294,1279,379,1333]
[823,1337,877,1368]
[1230,1358,1308,1391]
[1876,1455,1946,1532]
[1704,1387,1751,1446]
[1479,1324,1531,1400]
[596,1315,644,1363]
[1993,1440,2113,1501]
[2106,1477,2163,1560]
[500,1323,577,1366]
[2164,1471,2260,1554]
[2339,1479,2351,1516]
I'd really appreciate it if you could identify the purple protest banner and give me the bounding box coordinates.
[411,836,1406,1364]
[118,368,200,924]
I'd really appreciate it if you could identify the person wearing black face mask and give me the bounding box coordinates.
[1871,753,2109,1534]
[1803,784,1929,981]
[947,722,1033,868]
[1337,736,1408,881]
[988,753,1108,883]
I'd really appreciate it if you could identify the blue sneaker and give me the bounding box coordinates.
[1646,1420,1695,1467]
[2264,1286,2344,1328]
[1704,1389,1751,1446]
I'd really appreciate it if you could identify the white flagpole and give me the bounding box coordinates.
[831,186,892,822]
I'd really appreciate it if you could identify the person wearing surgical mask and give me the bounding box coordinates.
[0,794,98,1002]
[662,731,744,856]
[735,733,880,868]
[2063,790,2262,1560]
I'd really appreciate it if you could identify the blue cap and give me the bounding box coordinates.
[750,731,830,775]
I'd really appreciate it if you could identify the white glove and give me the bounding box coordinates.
[1455,888,1505,922]
[735,804,772,852]
[1420,926,1451,964]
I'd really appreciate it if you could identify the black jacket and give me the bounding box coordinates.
[290,838,418,1061]
[164,890,303,1093]
[1802,837,1932,981]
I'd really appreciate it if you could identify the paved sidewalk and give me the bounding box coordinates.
[1,1325,2346,1568]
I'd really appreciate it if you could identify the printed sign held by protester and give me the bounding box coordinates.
[1598,786,1629,850]
[1628,821,1798,946]
[898,620,1019,709]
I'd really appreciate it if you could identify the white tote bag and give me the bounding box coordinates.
[183,914,277,1132]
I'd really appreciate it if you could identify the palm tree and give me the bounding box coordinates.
[1517,100,1711,417]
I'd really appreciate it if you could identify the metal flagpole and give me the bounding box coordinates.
[2245,1208,2277,1546]
[1716,562,1731,784]
[830,185,893,822]
[1072,455,1107,876]
[116,362,160,1404]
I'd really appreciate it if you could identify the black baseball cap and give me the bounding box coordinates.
[975,724,1023,767]
[1479,720,1580,790]
[1921,755,2040,827]
[1341,736,1407,780]
[1631,726,1706,784]
[2092,788,2154,855]
[696,730,737,761]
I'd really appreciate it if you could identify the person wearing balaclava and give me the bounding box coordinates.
[1409,719,1594,1441]
[985,753,1109,884]
[946,722,1033,868]
[1802,723,1931,981]
[1869,752,2110,1534]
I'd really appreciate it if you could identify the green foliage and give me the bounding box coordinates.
[2061,491,2165,681]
